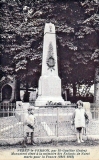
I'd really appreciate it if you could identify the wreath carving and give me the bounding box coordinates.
[46,42,55,71]
[47,56,55,67]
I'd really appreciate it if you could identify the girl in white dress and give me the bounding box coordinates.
[72,100,89,143]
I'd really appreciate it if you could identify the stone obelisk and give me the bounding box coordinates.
[35,23,65,106]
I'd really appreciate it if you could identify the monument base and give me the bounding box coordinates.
[35,96,66,106]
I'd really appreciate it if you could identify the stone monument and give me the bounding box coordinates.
[35,23,65,106]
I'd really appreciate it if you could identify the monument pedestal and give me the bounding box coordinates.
[35,96,65,106]
[35,75,65,106]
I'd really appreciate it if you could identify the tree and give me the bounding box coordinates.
[1,0,99,99]
[91,49,99,105]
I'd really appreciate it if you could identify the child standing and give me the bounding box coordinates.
[22,105,35,147]
[72,100,89,143]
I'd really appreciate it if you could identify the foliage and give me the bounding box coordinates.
[91,49,99,63]
[1,0,99,89]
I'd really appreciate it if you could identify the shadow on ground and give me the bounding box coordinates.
[0,140,99,149]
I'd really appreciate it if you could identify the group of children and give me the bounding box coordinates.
[21,100,89,147]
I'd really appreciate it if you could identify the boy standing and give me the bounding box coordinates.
[22,105,35,147]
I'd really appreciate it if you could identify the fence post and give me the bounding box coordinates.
[8,107,9,117]
[3,107,4,117]
[11,103,12,111]
[13,108,14,116]
[57,107,59,137]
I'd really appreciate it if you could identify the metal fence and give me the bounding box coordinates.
[33,106,99,139]
[0,102,16,117]
[34,107,75,137]
[90,103,99,120]
[0,105,99,144]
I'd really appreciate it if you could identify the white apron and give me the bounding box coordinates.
[75,108,85,128]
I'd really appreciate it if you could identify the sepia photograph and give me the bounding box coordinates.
[0,0,99,160]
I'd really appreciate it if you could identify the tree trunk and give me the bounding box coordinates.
[94,66,99,107]
[16,79,21,101]
[23,82,29,102]
[73,83,77,97]
[23,57,29,102]
[72,83,77,103]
